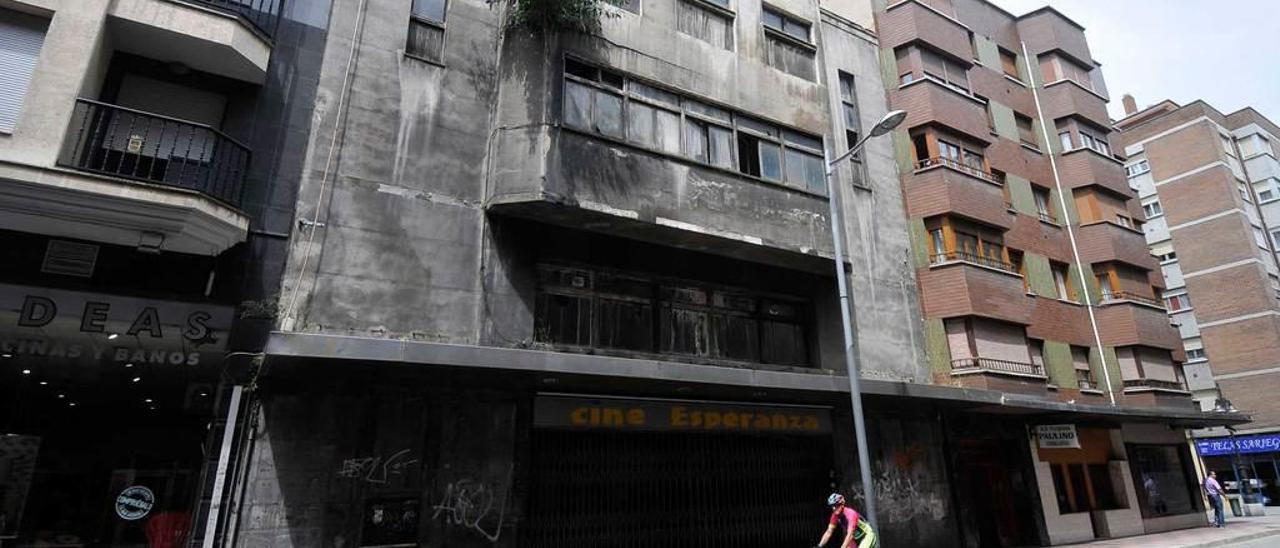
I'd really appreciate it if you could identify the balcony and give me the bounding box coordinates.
[1122,378,1195,409]
[106,0,279,84]
[948,357,1048,396]
[1094,299,1181,351]
[919,257,1034,324]
[906,158,1012,229]
[60,100,249,208]
[1100,291,1163,309]
[880,1,972,60]
[0,98,256,256]
[1056,148,1129,196]
[1039,80,1110,129]
[486,127,834,273]
[1075,221,1157,269]
[893,79,992,142]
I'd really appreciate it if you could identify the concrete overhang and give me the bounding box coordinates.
[108,0,272,84]
[265,332,1251,428]
[0,161,248,255]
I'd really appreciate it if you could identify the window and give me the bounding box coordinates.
[928,220,1014,272]
[1142,200,1163,219]
[1033,186,1055,223]
[1079,128,1111,156]
[677,0,733,50]
[1052,262,1074,301]
[1254,226,1268,249]
[838,72,861,159]
[1259,182,1277,203]
[1029,338,1045,369]
[1128,445,1198,519]
[534,264,811,366]
[1240,182,1252,203]
[918,46,970,92]
[1059,131,1073,151]
[563,59,824,192]
[1186,348,1206,361]
[1222,134,1235,157]
[1126,160,1151,177]
[0,8,49,132]
[1155,251,1177,263]
[1115,214,1134,229]
[999,48,1020,80]
[1164,292,1191,311]
[613,0,641,13]
[1044,53,1095,92]
[1016,114,1038,149]
[762,6,815,80]
[1272,229,1280,247]
[899,72,915,85]
[1097,273,1114,299]
[1239,134,1274,158]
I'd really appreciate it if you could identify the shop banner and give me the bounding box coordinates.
[0,282,233,368]
[534,396,832,435]
[1036,424,1080,449]
[1196,433,1280,457]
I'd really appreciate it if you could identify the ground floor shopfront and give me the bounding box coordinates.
[204,335,1238,548]
[1195,431,1280,506]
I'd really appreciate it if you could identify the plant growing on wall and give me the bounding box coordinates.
[504,0,619,33]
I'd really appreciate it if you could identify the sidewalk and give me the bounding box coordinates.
[1069,513,1280,547]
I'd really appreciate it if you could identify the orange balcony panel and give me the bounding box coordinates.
[1076,221,1157,269]
[892,80,992,142]
[1040,80,1110,129]
[1095,301,1181,351]
[880,1,972,60]
[1057,148,1130,196]
[904,165,1012,228]
[918,262,1034,324]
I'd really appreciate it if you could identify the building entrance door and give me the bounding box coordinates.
[524,429,832,547]
[953,440,1042,548]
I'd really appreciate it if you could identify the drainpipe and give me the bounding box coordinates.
[1021,42,1116,405]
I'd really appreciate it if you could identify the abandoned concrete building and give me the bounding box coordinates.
[0,0,1249,546]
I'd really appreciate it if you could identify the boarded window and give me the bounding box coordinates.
[677,0,734,50]
[999,48,1019,79]
[1016,114,1038,149]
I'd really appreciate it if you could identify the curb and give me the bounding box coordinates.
[1190,527,1280,547]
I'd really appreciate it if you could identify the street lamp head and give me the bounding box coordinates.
[869,110,908,137]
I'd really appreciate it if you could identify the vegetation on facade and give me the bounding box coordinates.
[505,0,617,33]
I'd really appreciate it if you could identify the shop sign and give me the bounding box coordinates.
[1196,433,1280,457]
[534,396,832,435]
[0,283,232,367]
[1036,424,1080,449]
[114,485,154,521]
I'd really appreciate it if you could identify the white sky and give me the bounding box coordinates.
[989,0,1280,122]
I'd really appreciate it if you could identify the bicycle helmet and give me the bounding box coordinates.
[827,493,845,507]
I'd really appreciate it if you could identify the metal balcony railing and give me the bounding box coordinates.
[952,357,1044,377]
[60,99,250,208]
[1102,290,1164,308]
[184,0,283,38]
[929,250,1017,274]
[1123,378,1187,391]
[914,156,1006,186]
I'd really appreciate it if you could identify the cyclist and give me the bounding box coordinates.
[816,493,878,548]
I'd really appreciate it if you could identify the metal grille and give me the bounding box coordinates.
[186,0,283,38]
[526,430,831,547]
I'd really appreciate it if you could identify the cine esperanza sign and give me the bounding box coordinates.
[0,283,232,367]
[1036,424,1081,449]
[1196,433,1280,457]
[535,396,832,434]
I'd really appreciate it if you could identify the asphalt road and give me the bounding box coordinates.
[1232,536,1280,548]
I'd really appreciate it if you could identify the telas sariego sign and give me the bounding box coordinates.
[0,283,232,367]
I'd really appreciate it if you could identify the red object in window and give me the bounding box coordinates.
[144,511,191,548]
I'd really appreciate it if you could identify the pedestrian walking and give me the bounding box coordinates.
[816,493,878,548]
[1204,471,1226,528]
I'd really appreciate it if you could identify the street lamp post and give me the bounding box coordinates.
[823,109,907,529]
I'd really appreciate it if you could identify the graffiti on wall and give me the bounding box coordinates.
[336,448,419,484]
[431,477,508,543]
[850,443,949,525]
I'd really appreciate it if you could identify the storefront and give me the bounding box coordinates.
[1122,423,1205,533]
[1030,424,1143,544]
[1195,432,1280,506]
[525,396,835,547]
[0,283,234,546]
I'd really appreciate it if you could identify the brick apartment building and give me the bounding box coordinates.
[1115,98,1280,505]
[0,0,1250,546]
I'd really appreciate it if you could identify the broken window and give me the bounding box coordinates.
[406,0,447,62]
[677,0,734,50]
